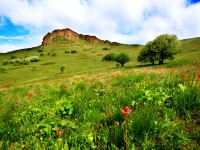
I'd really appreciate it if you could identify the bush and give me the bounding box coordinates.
[52,53,57,56]
[10,55,17,59]
[2,60,10,66]
[40,53,44,57]
[37,49,43,52]
[0,66,8,73]
[102,53,116,61]
[102,47,109,50]
[26,56,40,62]
[65,50,70,54]
[60,66,65,73]
[114,53,130,67]
[19,59,30,65]
[71,50,77,53]
[10,59,21,64]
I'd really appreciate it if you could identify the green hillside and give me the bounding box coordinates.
[0,37,200,88]
[0,37,200,149]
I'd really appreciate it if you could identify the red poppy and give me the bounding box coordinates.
[185,78,189,81]
[185,69,190,74]
[56,130,63,136]
[27,92,33,99]
[197,73,200,82]
[121,107,132,115]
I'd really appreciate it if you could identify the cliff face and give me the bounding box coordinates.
[42,28,103,45]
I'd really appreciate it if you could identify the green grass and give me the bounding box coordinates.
[0,71,199,149]
[0,37,199,149]
[0,37,200,88]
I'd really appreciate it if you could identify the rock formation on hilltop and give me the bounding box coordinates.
[42,28,119,46]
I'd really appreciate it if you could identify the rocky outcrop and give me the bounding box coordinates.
[42,28,103,45]
[42,28,119,46]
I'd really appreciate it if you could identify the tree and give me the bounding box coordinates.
[137,34,181,65]
[114,53,130,67]
[137,41,157,65]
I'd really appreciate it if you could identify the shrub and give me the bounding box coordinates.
[19,59,30,65]
[26,56,40,62]
[114,53,130,67]
[71,50,77,53]
[12,59,21,64]
[47,52,51,56]
[40,53,44,57]
[0,66,8,73]
[102,53,116,61]
[65,50,70,54]
[37,49,43,52]
[102,47,109,50]
[2,60,10,66]
[60,66,65,73]
[52,53,57,56]
[10,55,17,59]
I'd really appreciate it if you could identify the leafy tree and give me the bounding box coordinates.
[137,34,181,65]
[137,41,157,65]
[114,53,130,67]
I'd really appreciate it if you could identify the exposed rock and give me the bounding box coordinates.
[42,28,108,45]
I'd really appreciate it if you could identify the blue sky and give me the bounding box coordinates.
[0,0,200,52]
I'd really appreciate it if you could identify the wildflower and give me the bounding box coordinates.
[121,107,132,115]
[197,73,200,82]
[56,130,63,136]
[114,121,120,126]
[185,69,190,74]
[57,138,62,142]
[185,78,189,81]
[27,92,33,99]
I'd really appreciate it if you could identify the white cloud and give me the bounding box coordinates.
[0,0,200,52]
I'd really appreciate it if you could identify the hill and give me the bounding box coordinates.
[0,29,199,88]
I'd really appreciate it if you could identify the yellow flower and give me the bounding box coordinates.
[57,138,62,143]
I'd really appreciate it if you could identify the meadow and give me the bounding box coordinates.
[0,37,200,149]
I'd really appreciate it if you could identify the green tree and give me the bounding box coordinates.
[137,34,181,65]
[114,53,130,67]
[137,41,157,65]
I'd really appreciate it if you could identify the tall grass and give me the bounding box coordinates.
[0,70,199,149]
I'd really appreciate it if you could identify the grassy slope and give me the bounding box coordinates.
[0,37,200,88]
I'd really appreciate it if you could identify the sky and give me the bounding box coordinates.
[0,0,200,53]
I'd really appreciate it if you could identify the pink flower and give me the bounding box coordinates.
[121,107,132,115]
[56,130,63,136]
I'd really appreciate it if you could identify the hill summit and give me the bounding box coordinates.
[42,28,117,45]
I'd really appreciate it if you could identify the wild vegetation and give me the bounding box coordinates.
[0,35,199,149]
[0,70,199,149]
